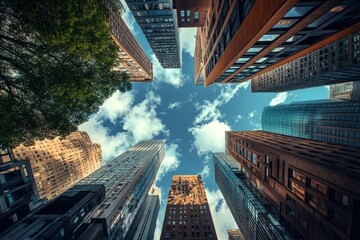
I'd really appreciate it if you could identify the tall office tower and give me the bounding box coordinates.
[108,5,153,82]
[262,100,360,147]
[1,184,106,240]
[125,0,181,68]
[225,131,360,239]
[160,175,217,240]
[13,131,102,200]
[227,229,243,240]
[127,186,161,240]
[76,140,165,240]
[214,153,294,240]
[0,147,40,235]
[193,0,360,87]
[330,81,360,100]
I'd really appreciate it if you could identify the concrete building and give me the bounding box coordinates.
[76,140,165,240]
[0,184,106,240]
[262,100,360,147]
[330,81,360,100]
[193,0,360,87]
[224,131,360,240]
[0,147,40,235]
[108,5,153,82]
[227,229,243,240]
[127,186,161,240]
[13,131,102,200]
[125,0,181,68]
[160,175,217,239]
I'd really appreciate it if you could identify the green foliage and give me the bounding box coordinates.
[0,0,131,147]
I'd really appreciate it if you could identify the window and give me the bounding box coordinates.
[289,168,306,183]
[186,10,190,17]
[236,57,250,63]
[194,11,199,22]
[273,19,297,28]
[284,6,313,18]
[258,34,280,42]
[288,180,305,200]
[310,179,327,195]
[271,47,285,52]
[180,10,185,17]
[308,194,327,216]
[246,47,263,53]
[256,57,268,63]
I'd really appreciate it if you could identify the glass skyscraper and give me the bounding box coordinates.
[213,153,294,240]
[262,100,360,147]
[76,140,165,240]
[125,0,181,68]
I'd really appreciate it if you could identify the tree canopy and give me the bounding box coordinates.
[0,0,131,147]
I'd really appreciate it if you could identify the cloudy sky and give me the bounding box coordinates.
[79,4,329,240]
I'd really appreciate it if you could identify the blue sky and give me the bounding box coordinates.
[79,4,329,239]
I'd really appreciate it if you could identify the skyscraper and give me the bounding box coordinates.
[262,100,360,147]
[76,140,165,240]
[214,153,294,240]
[13,131,102,200]
[127,186,161,240]
[160,175,217,240]
[227,229,243,240]
[225,131,360,239]
[1,184,106,240]
[193,0,360,86]
[330,81,360,100]
[1,140,165,240]
[108,4,153,81]
[125,0,181,68]
[0,147,40,235]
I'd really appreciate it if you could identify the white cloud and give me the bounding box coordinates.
[97,91,134,124]
[189,120,231,155]
[205,188,238,240]
[269,92,291,106]
[156,143,181,182]
[194,82,250,125]
[168,102,182,110]
[247,110,261,130]
[199,165,210,179]
[234,115,243,123]
[180,28,197,57]
[190,82,249,155]
[79,91,166,160]
[151,54,189,88]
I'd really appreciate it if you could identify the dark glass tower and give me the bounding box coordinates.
[125,0,181,68]
[213,153,294,240]
[0,147,39,235]
[262,100,360,147]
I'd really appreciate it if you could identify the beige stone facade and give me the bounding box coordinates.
[13,131,102,200]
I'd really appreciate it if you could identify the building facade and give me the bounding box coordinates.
[226,131,360,240]
[214,153,294,240]
[251,32,360,92]
[262,100,360,147]
[76,140,165,240]
[160,175,217,239]
[1,184,106,239]
[108,5,153,81]
[127,186,161,240]
[13,131,102,200]
[174,0,210,28]
[125,0,181,68]
[330,81,360,100]
[193,0,360,86]
[0,147,39,235]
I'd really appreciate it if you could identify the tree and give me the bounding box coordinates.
[0,0,131,147]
